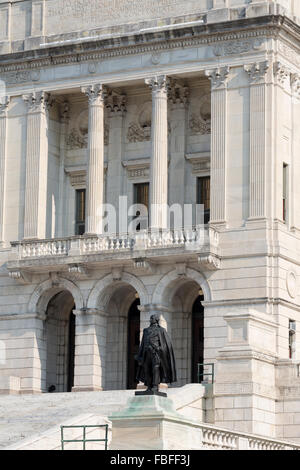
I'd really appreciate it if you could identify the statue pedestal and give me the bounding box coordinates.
[108,395,202,450]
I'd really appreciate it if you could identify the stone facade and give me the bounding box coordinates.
[0,0,300,444]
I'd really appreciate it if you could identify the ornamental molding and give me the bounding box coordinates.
[198,254,220,270]
[122,158,150,180]
[0,25,290,76]
[244,60,269,84]
[185,152,210,175]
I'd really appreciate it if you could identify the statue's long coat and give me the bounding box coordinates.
[135,326,177,385]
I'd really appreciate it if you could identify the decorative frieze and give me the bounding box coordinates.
[213,38,264,56]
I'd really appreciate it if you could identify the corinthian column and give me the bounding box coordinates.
[0,97,10,246]
[205,67,229,225]
[23,91,51,239]
[81,84,106,235]
[244,61,269,220]
[145,75,169,229]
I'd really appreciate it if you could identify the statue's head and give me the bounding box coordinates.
[150,314,160,325]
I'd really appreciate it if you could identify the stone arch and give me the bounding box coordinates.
[152,267,211,308]
[28,277,84,315]
[87,272,149,309]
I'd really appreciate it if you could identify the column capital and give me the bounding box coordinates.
[0,96,10,116]
[81,83,107,105]
[291,73,300,99]
[22,91,52,112]
[60,100,70,123]
[205,66,230,89]
[106,89,127,116]
[145,75,170,95]
[244,60,269,84]
[273,61,290,87]
[168,79,189,107]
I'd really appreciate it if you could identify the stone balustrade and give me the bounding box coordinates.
[11,226,214,260]
[200,425,300,450]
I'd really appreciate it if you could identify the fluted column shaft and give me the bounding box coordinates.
[146,76,169,229]
[206,67,229,224]
[57,101,69,237]
[82,84,106,235]
[245,61,269,219]
[23,91,50,239]
[0,97,9,246]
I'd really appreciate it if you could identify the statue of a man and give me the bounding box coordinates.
[135,314,177,393]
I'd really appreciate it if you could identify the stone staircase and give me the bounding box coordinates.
[1,385,206,450]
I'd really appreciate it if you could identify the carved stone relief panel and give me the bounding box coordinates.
[66,107,109,149]
[127,101,152,143]
[189,92,211,135]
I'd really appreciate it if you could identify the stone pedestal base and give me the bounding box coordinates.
[109,395,202,450]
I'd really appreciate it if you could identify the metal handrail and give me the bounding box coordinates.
[61,424,109,450]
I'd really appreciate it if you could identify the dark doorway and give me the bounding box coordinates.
[67,308,76,392]
[127,298,140,389]
[191,295,204,383]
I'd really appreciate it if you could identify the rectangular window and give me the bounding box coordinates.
[283,163,288,223]
[133,183,149,231]
[75,189,86,235]
[197,177,210,224]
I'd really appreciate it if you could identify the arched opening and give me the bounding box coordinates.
[127,298,140,389]
[45,290,75,393]
[191,295,204,383]
[104,283,140,390]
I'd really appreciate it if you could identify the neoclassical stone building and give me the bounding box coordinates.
[0,0,300,442]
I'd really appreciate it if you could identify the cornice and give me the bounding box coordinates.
[0,15,298,75]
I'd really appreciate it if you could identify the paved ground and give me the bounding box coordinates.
[0,389,135,449]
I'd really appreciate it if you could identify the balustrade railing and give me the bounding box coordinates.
[12,226,214,259]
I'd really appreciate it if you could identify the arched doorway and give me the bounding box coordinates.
[45,291,75,393]
[191,295,204,383]
[127,298,140,389]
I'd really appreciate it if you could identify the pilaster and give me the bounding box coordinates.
[290,73,300,230]
[0,96,9,247]
[145,75,170,229]
[106,90,127,229]
[22,91,51,239]
[57,101,69,237]
[244,61,269,220]
[169,80,189,211]
[81,84,107,235]
[205,67,229,225]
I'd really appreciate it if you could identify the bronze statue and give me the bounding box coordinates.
[135,314,177,395]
